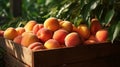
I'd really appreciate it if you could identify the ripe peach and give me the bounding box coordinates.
[72,24,79,32]
[65,32,82,47]
[13,35,22,44]
[21,32,40,47]
[0,30,4,37]
[53,29,69,44]
[84,39,96,45]
[60,21,73,32]
[95,29,108,42]
[88,35,97,41]
[44,39,61,49]
[44,17,60,31]
[4,27,18,40]
[77,24,90,40]
[16,27,25,35]
[36,28,53,43]
[90,18,102,35]
[58,20,64,27]
[58,19,63,23]
[32,24,44,34]
[61,44,66,48]
[24,20,37,32]
[28,42,45,51]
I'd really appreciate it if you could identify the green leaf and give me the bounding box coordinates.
[90,0,99,10]
[37,0,46,4]
[81,0,99,21]
[105,9,115,25]
[112,21,120,43]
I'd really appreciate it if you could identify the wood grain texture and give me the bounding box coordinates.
[0,37,120,67]
[33,42,120,67]
[4,53,30,67]
[0,37,33,67]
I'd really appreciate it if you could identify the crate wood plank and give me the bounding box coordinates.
[55,54,120,67]
[4,53,30,67]
[0,37,33,67]
[33,42,120,67]
[0,37,120,67]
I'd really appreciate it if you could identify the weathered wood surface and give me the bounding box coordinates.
[33,41,120,67]
[0,37,120,67]
[4,53,30,67]
[0,37,33,67]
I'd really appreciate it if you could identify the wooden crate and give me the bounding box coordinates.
[0,37,120,67]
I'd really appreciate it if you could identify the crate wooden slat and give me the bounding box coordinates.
[55,55,120,67]
[0,37,120,67]
[0,37,33,67]
[33,42,120,67]
[4,53,30,67]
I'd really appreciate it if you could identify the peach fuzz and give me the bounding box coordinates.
[32,24,44,34]
[44,39,61,49]
[4,27,18,40]
[53,29,69,44]
[36,28,53,43]
[16,27,25,35]
[44,17,60,31]
[60,21,73,32]
[95,29,108,42]
[28,42,45,51]
[90,18,102,35]
[21,32,40,47]
[24,20,37,32]
[77,24,90,40]
[13,35,22,44]
[65,32,82,47]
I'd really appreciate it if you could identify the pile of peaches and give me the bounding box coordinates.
[0,17,108,51]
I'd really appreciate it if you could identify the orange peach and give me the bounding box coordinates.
[32,24,44,34]
[65,32,82,47]
[61,44,66,48]
[36,28,53,43]
[24,20,37,32]
[59,20,64,27]
[0,30,4,37]
[22,31,33,36]
[32,46,44,51]
[16,27,25,35]
[95,29,108,42]
[58,19,63,23]
[53,29,69,44]
[44,39,61,49]
[60,21,73,32]
[88,35,97,41]
[84,39,96,45]
[44,17,60,31]
[4,27,18,40]
[90,18,102,35]
[72,24,79,32]
[28,42,45,51]
[21,32,40,47]
[13,35,22,44]
[77,24,90,40]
